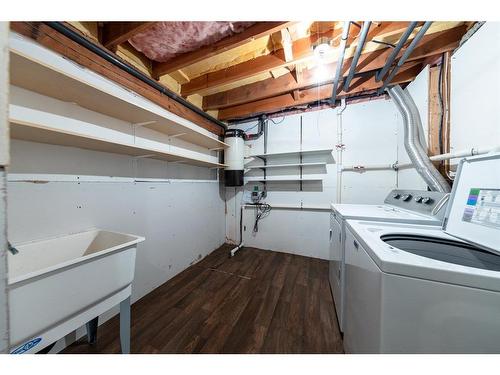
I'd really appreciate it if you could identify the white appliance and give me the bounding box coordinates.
[8,229,144,354]
[343,153,500,353]
[329,189,449,332]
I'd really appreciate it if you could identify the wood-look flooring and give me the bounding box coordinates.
[63,244,343,354]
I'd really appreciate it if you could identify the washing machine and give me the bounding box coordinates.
[343,153,500,353]
[329,189,449,332]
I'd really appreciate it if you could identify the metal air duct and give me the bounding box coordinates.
[388,85,451,193]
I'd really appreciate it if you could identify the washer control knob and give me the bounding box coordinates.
[414,196,423,203]
[392,193,401,199]
[401,194,412,201]
[422,197,433,204]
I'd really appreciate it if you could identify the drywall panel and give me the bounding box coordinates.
[0,22,8,354]
[341,99,399,203]
[397,66,429,190]
[242,207,330,259]
[226,99,400,259]
[0,170,8,353]
[8,179,225,301]
[450,22,500,155]
[0,23,8,166]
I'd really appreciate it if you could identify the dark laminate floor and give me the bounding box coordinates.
[63,244,343,354]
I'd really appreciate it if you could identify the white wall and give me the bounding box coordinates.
[450,22,500,157]
[226,97,425,259]
[8,138,226,300]
[0,21,9,354]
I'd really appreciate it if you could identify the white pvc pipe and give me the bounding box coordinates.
[230,242,245,257]
[336,98,347,203]
[342,147,497,172]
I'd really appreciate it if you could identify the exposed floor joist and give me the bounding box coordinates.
[101,22,156,52]
[217,62,424,120]
[152,22,296,78]
[180,22,434,97]
[203,25,466,111]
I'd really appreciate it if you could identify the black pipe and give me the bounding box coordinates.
[343,21,371,92]
[244,115,267,141]
[44,22,227,131]
[375,22,418,82]
[330,21,351,104]
[378,22,433,94]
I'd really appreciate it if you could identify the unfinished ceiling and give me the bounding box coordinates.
[129,22,255,62]
[69,21,472,122]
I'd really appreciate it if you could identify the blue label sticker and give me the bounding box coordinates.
[10,337,42,354]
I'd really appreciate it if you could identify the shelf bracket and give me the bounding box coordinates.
[168,133,187,139]
[133,154,156,159]
[132,121,157,127]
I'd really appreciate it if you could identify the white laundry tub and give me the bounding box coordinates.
[7,229,144,354]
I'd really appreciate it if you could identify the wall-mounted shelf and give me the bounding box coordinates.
[245,162,327,171]
[9,39,228,151]
[245,177,323,183]
[243,203,330,211]
[9,119,226,169]
[246,148,334,161]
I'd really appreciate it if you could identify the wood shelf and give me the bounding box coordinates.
[9,120,225,169]
[247,148,334,160]
[9,48,228,151]
[245,177,323,183]
[245,162,327,171]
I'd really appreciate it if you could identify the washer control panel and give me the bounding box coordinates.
[385,189,449,218]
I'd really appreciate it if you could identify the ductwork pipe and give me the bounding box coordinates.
[388,85,451,193]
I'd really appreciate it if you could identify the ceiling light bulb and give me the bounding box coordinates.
[314,43,331,62]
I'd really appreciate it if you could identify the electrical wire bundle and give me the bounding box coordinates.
[252,203,272,234]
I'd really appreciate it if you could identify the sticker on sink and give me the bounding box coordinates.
[10,337,42,354]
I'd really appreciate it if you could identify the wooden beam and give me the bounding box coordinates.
[10,22,224,136]
[182,22,422,96]
[218,62,423,120]
[203,25,466,110]
[428,65,442,162]
[152,22,294,78]
[101,22,155,51]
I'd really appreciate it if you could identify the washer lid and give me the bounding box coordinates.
[443,152,500,255]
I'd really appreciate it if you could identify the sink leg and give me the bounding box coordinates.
[120,296,131,354]
[86,317,99,345]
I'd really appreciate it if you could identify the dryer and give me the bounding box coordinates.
[329,189,449,332]
[343,153,500,353]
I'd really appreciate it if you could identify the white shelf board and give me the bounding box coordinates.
[245,177,323,183]
[243,203,330,211]
[245,162,327,170]
[247,148,334,160]
[9,120,226,169]
[8,49,227,151]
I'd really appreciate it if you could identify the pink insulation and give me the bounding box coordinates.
[129,22,255,63]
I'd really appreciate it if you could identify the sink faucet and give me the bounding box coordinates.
[8,242,19,255]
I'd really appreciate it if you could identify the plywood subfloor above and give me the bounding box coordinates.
[9,51,227,150]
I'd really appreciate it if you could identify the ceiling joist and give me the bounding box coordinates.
[101,22,156,52]
[152,22,296,78]
[217,61,424,120]
[203,25,466,111]
[180,22,427,97]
